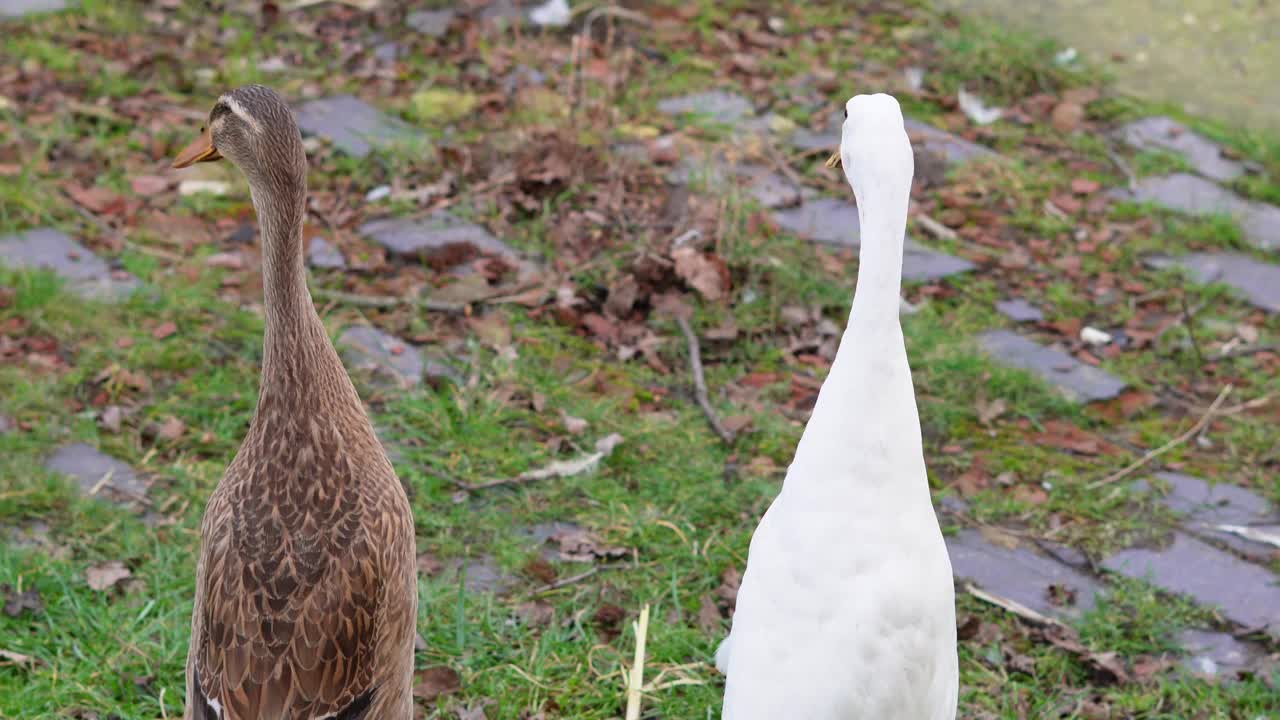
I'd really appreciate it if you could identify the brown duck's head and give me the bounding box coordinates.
[173,84,306,185]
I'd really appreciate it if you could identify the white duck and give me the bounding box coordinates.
[716,94,958,719]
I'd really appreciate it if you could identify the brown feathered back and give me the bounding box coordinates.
[181,85,417,720]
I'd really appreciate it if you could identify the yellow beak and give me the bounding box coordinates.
[824,151,842,169]
[172,127,222,169]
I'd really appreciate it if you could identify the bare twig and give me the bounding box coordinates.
[1178,294,1206,369]
[460,434,624,491]
[1103,144,1138,192]
[570,6,651,121]
[1216,342,1280,360]
[1087,384,1233,489]
[624,604,652,720]
[914,213,958,242]
[311,287,466,314]
[674,315,735,444]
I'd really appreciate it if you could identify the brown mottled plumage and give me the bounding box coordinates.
[174,85,417,720]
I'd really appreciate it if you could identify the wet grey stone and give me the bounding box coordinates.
[407,8,455,37]
[979,330,1127,403]
[502,65,546,94]
[996,298,1044,323]
[789,113,994,168]
[1178,629,1267,681]
[0,0,65,17]
[771,199,973,281]
[1146,252,1280,313]
[947,528,1103,620]
[423,358,465,389]
[373,41,402,62]
[446,555,512,594]
[657,90,754,124]
[1102,533,1279,637]
[743,168,802,209]
[0,229,139,302]
[476,0,530,25]
[45,443,147,504]
[772,198,860,246]
[1124,173,1280,250]
[1132,471,1280,562]
[666,154,732,187]
[522,521,584,561]
[360,212,518,267]
[339,326,424,388]
[306,237,346,270]
[294,95,414,157]
[1117,117,1243,183]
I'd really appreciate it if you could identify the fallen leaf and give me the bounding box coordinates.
[417,552,444,577]
[548,527,627,563]
[715,566,741,610]
[2,583,43,617]
[99,405,124,433]
[671,246,729,301]
[0,648,43,667]
[1030,420,1117,456]
[593,603,626,640]
[696,593,722,634]
[412,666,461,702]
[514,600,555,628]
[64,182,125,214]
[1051,101,1084,132]
[560,412,588,436]
[1012,484,1049,505]
[152,321,178,340]
[522,556,557,584]
[85,560,131,591]
[130,175,170,197]
[975,396,1008,426]
[157,416,186,441]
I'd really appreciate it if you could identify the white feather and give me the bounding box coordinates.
[718,93,958,720]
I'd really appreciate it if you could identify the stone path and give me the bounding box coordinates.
[1146,253,1280,313]
[947,527,1103,621]
[0,0,63,17]
[1117,117,1244,183]
[294,95,416,157]
[1123,174,1280,251]
[339,325,426,389]
[44,443,147,506]
[0,228,139,302]
[978,330,1127,403]
[361,211,520,269]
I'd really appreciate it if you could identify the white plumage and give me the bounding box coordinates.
[717,93,958,720]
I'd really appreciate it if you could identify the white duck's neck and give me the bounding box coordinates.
[849,179,908,326]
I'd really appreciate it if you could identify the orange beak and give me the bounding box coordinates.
[172,127,222,169]
[825,151,843,169]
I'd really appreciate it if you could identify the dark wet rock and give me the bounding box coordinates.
[294,95,414,157]
[0,0,65,17]
[423,357,465,389]
[522,521,584,561]
[742,166,802,209]
[771,198,860,246]
[0,229,139,302]
[1102,533,1279,637]
[657,90,755,124]
[45,443,147,505]
[339,326,424,388]
[1132,472,1280,562]
[1122,173,1280,250]
[360,212,518,268]
[770,198,973,281]
[979,330,1127,403]
[789,113,994,169]
[406,8,455,37]
[306,236,346,270]
[1117,117,1243,182]
[1178,629,1268,682]
[373,41,402,62]
[445,555,512,594]
[996,298,1044,323]
[947,528,1103,620]
[1146,252,1280,313]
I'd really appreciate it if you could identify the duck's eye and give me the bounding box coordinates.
[843,108,848,120]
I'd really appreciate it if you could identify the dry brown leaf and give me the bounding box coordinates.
[671,246,729,301]
[152,321,178,340]
[514,600,555,628]
[157,416,186,441]
[413,666,461,702]
[697,593,723,634]
[85,560,131,591]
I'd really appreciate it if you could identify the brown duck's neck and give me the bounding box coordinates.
[249,179,357,413]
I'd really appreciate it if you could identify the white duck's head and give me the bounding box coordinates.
[825,93,913,203]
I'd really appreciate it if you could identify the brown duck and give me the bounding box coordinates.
[173,85,417,720]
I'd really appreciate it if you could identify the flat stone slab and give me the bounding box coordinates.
[46,443,147,504]
[771,198,974,281]
[1103,533,1279,637]
[0,229,139,302]
[1134,472,1280,561]
[306,237,346,270]
[339,326,424,388]
[1125,173,1280,250]
[0,0,65,16]
[947,528,1103,621]
[657,91,754,124]
[1178,629,1268,682]
[979,330,1127,403]
[1117,117,1243,183]
[360,212,517,268]
[294,95,415,158]
[790,113,994,168]
[996,298,1044,323]
[406,8,455,37]
[742,167,802,209]
[1146,252,1280,313]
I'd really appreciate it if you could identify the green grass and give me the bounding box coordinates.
[2,0,1280,717]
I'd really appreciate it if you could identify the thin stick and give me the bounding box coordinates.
[1103,144,1138,192]
[529,565,626,596]
[914,213,958,241]
[311,287,466,314]
[461,434,624,491]
[624,604,651,720]
[1217,342,1280,360]
[674,315,735,444]
[1087,384,1233,489]
[1178,294,1206,369]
